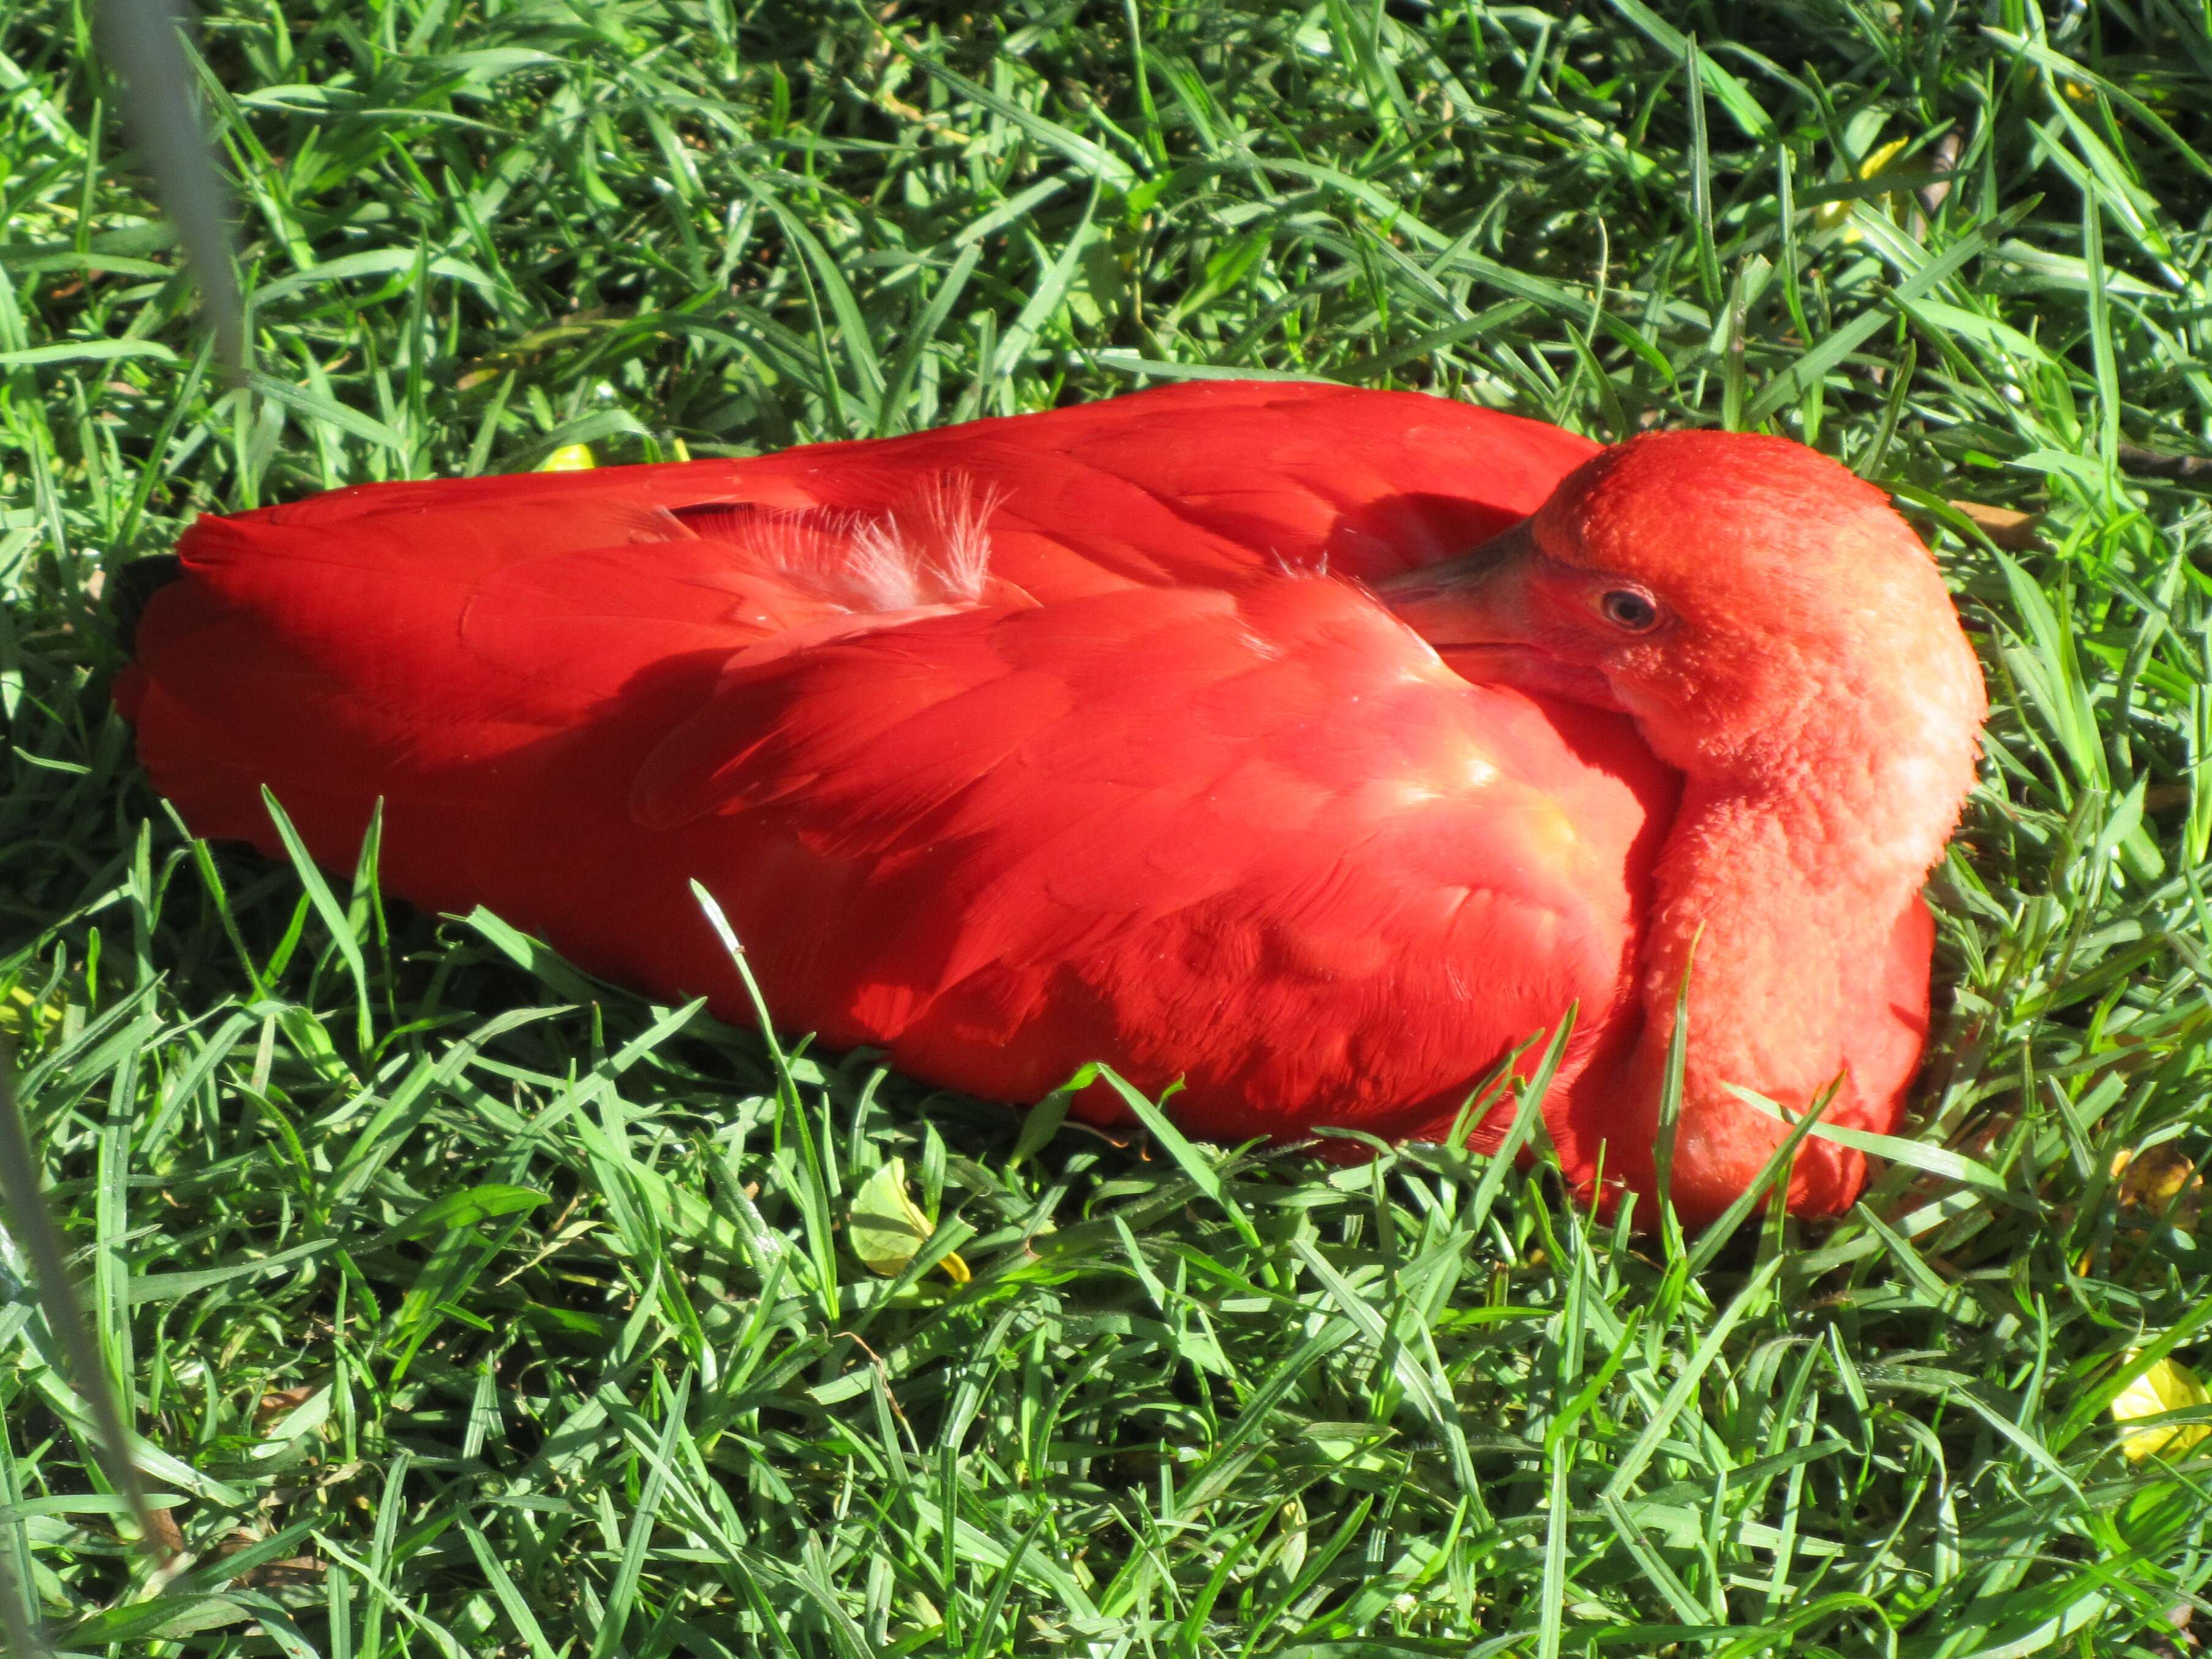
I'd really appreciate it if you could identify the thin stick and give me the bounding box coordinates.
[95,0,247,378]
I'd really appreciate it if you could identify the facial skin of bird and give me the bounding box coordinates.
[114,380,1985,1227]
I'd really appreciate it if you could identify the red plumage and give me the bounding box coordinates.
[119,380,1984,1219]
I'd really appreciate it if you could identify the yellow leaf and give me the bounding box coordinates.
[539,443,596,472]
[0,984,60,1040]
[1813,134,1916,239]
[2113,1353,2211,1462]
[1860,135,1913,179]
[849,1158,968,1284]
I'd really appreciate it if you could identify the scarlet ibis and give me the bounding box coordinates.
[115,380,1985,1223]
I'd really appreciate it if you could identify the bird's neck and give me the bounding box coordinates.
[1611,669,1983,1222]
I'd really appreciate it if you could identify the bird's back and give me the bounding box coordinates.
[118,380,1675,1139]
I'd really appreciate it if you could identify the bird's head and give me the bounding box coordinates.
[1379,430,1985,780]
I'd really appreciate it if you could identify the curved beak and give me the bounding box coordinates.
[1375,517,1623,710]
[1375,518,1538,649]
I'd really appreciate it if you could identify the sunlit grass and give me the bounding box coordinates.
[3,1,2211,1653]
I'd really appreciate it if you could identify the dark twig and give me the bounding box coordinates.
[2118,444,2212,485]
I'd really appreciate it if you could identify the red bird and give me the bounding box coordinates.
[116,381,1985,1223]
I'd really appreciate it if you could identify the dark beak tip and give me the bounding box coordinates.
[1375,516,1533,606]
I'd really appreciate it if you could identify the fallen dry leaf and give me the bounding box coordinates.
[220,1532,327,1589]
[143,1505,186,1557]
[255,1384,317,1429]
[1949,499,2045,551]
[2112,1145,2204,1228]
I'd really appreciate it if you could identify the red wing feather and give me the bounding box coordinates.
[612,578,1672,1138]
[123,379,1659,1149]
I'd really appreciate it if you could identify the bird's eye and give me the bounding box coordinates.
[1600,589,1660,632]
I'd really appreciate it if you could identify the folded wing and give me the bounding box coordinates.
[119,380,1663,1143]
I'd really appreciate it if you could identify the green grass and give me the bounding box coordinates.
[3,0,2211,1652]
